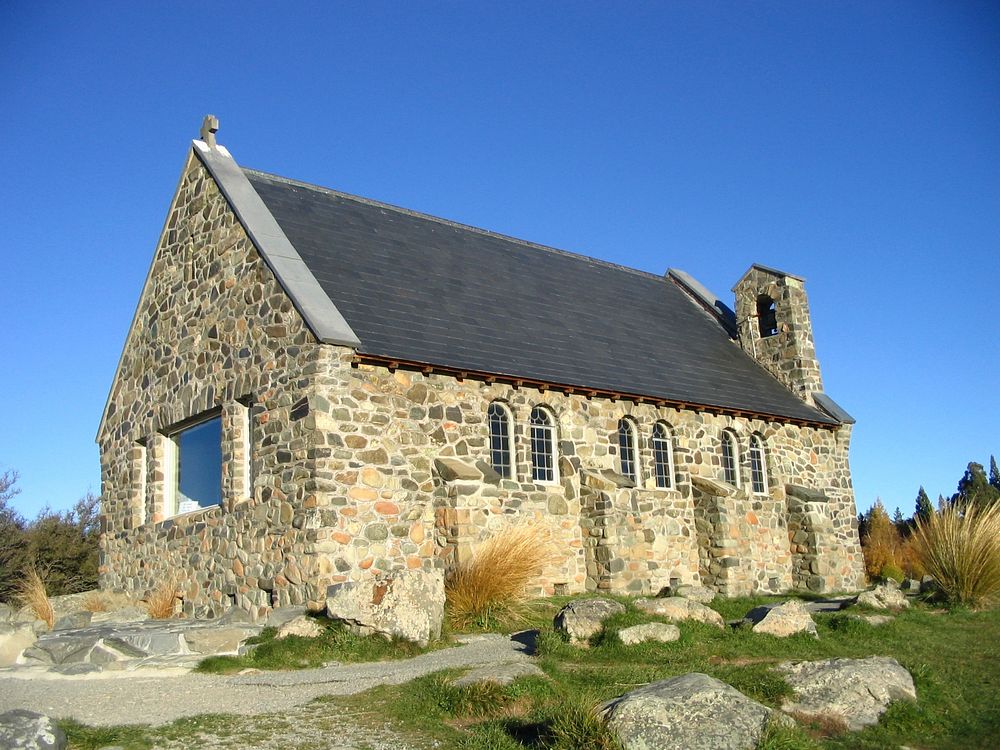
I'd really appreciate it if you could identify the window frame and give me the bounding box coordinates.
[166,409,224,517]
[651,421,675,490]
[721,430,741,488]
[486,401,515,479]
[749,434,769,495]
[617,417,639,484]
[528,406,559,485]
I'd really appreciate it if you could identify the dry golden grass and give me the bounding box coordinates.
[82,591,110,613]
[446,524,558,630]
[145,577,179,619]
[16,567,54,629]
[910,502,1000,607]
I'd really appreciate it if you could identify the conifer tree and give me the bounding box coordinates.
[953,461,1000,510]
[914,486,933,524]
[990,455,1000,492]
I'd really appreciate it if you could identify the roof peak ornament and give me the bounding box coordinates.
[200,114,219,148]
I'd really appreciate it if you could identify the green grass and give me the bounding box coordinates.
[61,596,1000,750]
[193,617,444,674]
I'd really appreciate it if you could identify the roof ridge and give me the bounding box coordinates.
[242,167,667,283]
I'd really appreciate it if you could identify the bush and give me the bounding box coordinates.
[880,563,905,583]
[446,524,557,631]
[909,502,1000,607]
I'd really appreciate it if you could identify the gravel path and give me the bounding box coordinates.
[0,633,533,727]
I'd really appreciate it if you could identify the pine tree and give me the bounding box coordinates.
[990,455,1000,492]
[953,461,1000,510]
[892,506,907,533]
[914,486,933,524]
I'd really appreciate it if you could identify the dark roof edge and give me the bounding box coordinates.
[194,142,361,348]
[666,269,739,337]
[353,352,841,429]
[812,392,856,425]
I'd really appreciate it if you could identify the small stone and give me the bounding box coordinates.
[854,584,909,610]
[618,622,680,645]
[276,615,324,639]
[553,599,626,643]
[745,600,818,639]
[634,597,724,629]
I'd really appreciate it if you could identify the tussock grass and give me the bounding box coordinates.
[16,566,54,628]
[542,694,622,750]
[82,591,109,612]
[144,576,179,619]
[909,502,1000,607]
[446,524,558,631]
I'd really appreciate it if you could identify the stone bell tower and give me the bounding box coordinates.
[732,264,823,400]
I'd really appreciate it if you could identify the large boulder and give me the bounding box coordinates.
[779,657,916,731]
[553,599,626,643]
[0,710,66,749]
[53,611,92,631]
[854,584,910,610]
[618,622,680,645]
[183,626,258,655]
[601,673,783,750]
[0,623,37,667]
[325,570,445,647]
[745,600,818,638]
[634,597,724,629]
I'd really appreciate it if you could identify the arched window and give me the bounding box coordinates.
[749,434,768,494]
[651,422,675,489]
[721,430,740,487]
[617,417,639,483]
[486,402,513,478]
[757,294,778,338]
[529,406,557,483]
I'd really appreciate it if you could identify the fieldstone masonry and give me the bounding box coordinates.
[98,145,865,622]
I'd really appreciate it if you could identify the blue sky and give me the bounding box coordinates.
[1,1,997,520]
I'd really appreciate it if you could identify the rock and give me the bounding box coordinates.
[920,576,940,595]
[0,603,12,622]
[0,623,37,667]
[854,584,910,610]
[276,615,324,639]
[779,657,916,731]
[20,633,99,665]
[553,599,626,643]
[618,622,680,645]
[113,630,186,656]
[53,611,92,631]
[0,709,67,749]
[325,569,445,647]
[900,578,922,592]
[453,662,548,687]
[183,626,257,654]
[266,605,308,628]
[745,600,818,638]
[88,638,147,664]
[634,597,725,629]
[601,673,783,750]
[91,606,149,625]
[215,607,254,625]
[674,585,715,604]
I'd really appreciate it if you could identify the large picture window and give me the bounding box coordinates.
[172,414,223,514]
[529,406,557,483]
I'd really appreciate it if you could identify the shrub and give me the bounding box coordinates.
[909,502,1000,607]
[16,566,54,629]
[880,563,905,583]
[861,500,903,580]
[446,524,557,631]
[145,577,179,619]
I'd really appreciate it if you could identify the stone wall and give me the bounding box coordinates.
[99,153,865,621]
[733,266,824,399]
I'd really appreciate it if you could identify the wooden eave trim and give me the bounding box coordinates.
[350,353,839,430]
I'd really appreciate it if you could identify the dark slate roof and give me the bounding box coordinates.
[244,169,836,425]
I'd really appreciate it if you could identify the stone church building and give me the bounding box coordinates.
[98,119,865,619]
